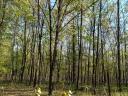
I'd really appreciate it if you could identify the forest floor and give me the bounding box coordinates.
[0,82,128,96]
[0,88,128,96]
[0,87,128,96]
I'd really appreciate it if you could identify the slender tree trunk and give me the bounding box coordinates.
[124,24,127,86]
[87,23,92,84]
[29,26,36,85]
[77,7,83,89]
[107,70,111,96]
[92,3,96,95]
[20,19,27,82]
[72,28,76,84]
[56,44,62,82]
[29,8,36,85]
[48,0,62,95]
[117,0,121,92]
[11,19,18,81]
[48,0,53,95]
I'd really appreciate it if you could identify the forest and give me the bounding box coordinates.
[0,0,128,96]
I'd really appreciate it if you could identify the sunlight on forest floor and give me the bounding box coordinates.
[0,83,127,96]
[0,90,128,96]
[0,87,128,96]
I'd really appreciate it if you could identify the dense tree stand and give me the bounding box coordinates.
[0,0,127,95]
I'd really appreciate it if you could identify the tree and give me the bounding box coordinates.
[117,0,121,92]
